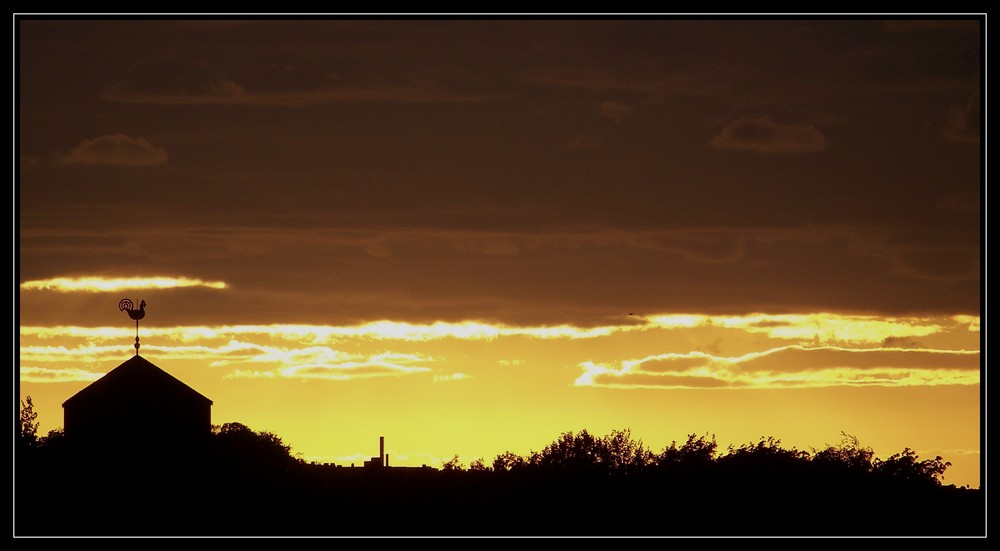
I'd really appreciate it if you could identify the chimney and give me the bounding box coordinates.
[380,436,385,467]
[386,454,389,467]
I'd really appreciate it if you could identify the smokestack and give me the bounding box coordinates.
[386,454,389,467]
[380,436,385,466]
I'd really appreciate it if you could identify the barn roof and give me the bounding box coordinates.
[62,355,212,408]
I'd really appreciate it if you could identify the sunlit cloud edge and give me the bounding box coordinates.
[19,311,976,345]
[20,276,228,292]
[19,366,105,383]
[575,344,982,390]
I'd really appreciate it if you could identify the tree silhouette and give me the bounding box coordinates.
[442,454,465,471]
[602,428,654,474]
[40,428,66,450]
[536,429,602,470]
[211,422,297,472]
[18,396,39,449]
[716,436,812,488]
[658,432,717,466]
[810,432,876,486]
[468,457,490,471]
[874,447,951,486]
[14,420,980,536]
[492,450,529,472]
[719,436,811,469]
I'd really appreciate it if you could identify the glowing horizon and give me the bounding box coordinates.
[17,309,982,488]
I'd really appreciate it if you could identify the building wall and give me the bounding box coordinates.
[65,394,211,455]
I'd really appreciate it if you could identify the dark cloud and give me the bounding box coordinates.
[854,230,981,283]
[451,236,523,256]
[104,79,496,107]
[16,219,981,328]
[938,192,980,213]
[283,363,431,380]
[598,100,634,122]
[102,51,498,107]
[580,344,979,389]
[943,88,981,145]
[58,135,167,166]
[711,116,827,154]
[882,20,981,33]
[565,134,601,150]
[17,20,982,328]
[101,57,244,102]
[746,320,792,329]
[589,372,735,389]
[634,355,712,373]
[19,155,41,170]
[882,336,921,348]
[735,346,979,373]
[629,231,746,263]
[890,251,981,282]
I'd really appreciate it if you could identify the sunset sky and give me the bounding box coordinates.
[17,17,982,487]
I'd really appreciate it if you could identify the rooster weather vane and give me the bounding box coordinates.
[119,298,146,355]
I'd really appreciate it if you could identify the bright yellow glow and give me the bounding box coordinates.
[222,369,276,379]
[18,311,981,488]
[19,276,228,292]
[952,315,981,331]
[433,372,472,382]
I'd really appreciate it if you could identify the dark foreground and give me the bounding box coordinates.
[15,456,984,537]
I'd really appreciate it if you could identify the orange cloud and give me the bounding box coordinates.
[58,135,167,166]
[598,100,634,122]
[711,116,827,153]
[104,80,495,107]
[565,134,601,150]
[943,88,980,145]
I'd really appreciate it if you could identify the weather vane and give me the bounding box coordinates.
[119,298,147,356]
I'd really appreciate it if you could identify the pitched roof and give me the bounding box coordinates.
[63,355,212,408]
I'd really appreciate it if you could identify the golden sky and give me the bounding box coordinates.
[17,18,982,487]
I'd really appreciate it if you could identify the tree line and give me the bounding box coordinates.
[443,428,954,489]
[19,396,953,488]
[15,397,982,536]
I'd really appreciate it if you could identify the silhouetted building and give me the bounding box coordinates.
[363,436,388,469]
[62,355,212,458]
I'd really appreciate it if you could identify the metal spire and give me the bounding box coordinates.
[118,298,147,356]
